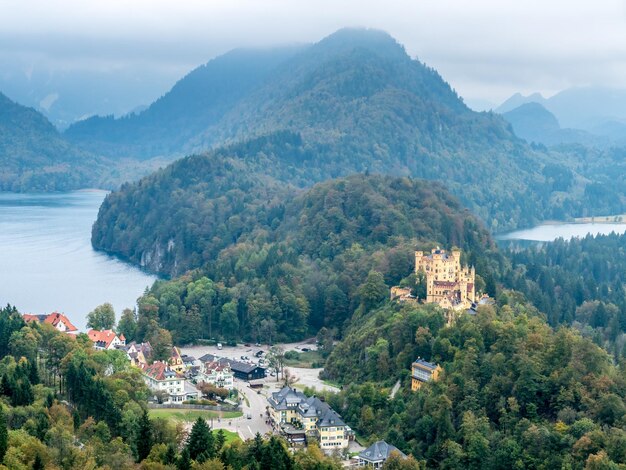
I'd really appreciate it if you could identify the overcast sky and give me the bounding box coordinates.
[2,0,626,111]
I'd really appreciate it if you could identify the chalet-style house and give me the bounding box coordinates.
[357,441,407,468]
[198,360,234,390]
[121,341,153,367]
[268,386,351,450]
[198,354,266,381]
[87,329,126,350]
[169,346,185,373]
[23,312,78,334]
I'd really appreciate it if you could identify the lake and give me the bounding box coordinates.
[497,222,626,242]
[0,190,157,331]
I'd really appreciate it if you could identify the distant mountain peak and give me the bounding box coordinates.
[312,27,408,60]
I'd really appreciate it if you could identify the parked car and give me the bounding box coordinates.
[217,343,223,350]
[302,347,310,352]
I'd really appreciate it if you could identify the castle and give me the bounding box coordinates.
[415,247,475,310]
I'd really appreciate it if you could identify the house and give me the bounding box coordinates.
[87,329,126,350]
[23,312,79,334]
[357,441,407,468]
[198,361,234,390]
[220,359,266,381]
[142,361,199,404]
[121,342,153,367]
[268,387,350,450]
[169,346,185,373]
[411,358,442,391]
[182,355,202,377]
[44,312,79,334]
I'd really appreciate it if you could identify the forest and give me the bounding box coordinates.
[319,296,626,469]
[502,232,626,359]
[100,174,496,345]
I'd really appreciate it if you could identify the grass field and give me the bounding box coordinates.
[149,408,242,422]
[283,350,324,368]
[215,429,240,444]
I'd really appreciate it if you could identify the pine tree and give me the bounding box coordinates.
[136,409,153,462]
[216,428,226,452]
[32,453,45,470]
[177,447,192,470]
[0,406,7,463]
[164,443,178,465]
[186,417,215,461]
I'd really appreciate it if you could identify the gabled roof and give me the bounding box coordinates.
[219,358,265,374]
[43,312,78,332]
[199,353,218,363]
[171,346,183,361]
[23,314,46,323]
[268,386,307,410]
[87,329,120,349]
[143,361,182,381]
[359,441,406,463]
[316,407,346,428]
[204,360,230,373]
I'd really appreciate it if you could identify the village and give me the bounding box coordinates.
[20,248,488,467]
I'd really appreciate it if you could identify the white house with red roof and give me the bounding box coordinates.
[23,312,79,334]
[87,329,126,350]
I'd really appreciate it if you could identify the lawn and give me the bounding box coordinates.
[216,429,240,444]
[283,350,324,368]
[149,408,242,422]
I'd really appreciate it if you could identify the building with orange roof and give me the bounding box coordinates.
[87,329,126,350]
[142,361,199,404]
[24,312,78,334]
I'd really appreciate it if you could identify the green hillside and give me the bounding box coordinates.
[99,173,494,343]
[0,92,108,191]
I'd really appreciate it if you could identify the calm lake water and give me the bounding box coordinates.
[497,222,626,242]
[0,190,156,331]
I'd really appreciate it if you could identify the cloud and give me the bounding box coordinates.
[1,0,626,106]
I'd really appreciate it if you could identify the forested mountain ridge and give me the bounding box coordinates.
[0,92,107,191]
[64,46,304,158]
[97,173,496,343]
[88,28,626,243]
[0,92,175,191]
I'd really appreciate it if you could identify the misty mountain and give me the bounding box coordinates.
[503,102,599,147]
[498,87,626,141]
[64,46,304,158]
[0,63,178,130]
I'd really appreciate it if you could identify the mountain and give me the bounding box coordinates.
[498,87,626,140]
[91,28,626,247]
[0,59,182,129]
[502,102,599,146]
[64,46,304,158]
[0,91,108,191]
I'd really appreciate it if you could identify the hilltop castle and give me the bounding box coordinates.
[415,247,475,310]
